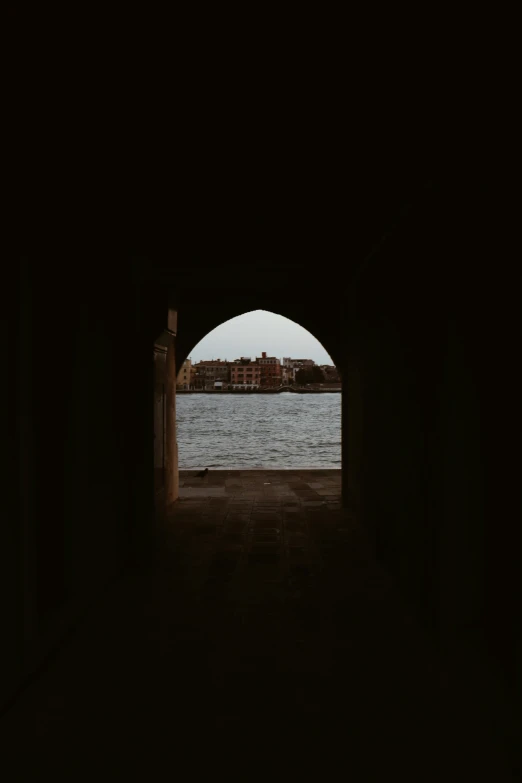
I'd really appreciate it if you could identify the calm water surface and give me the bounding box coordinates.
[177,393,341,469]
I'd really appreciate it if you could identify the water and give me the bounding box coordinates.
[176,393,341,469]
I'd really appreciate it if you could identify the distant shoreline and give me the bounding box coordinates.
[177,388,342,394]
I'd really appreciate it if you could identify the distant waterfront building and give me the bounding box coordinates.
[230,357,261,389]
[257,351,282,387]
[186,355,335,391]
[282,357,317,384]
[193,360,229,390]
[282,358,295,385]
[281,365,294,385]
[283,357,315,369]
[320,364,341,383]
[176,358,193,390]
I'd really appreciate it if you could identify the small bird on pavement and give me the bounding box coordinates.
[196,468,209,478]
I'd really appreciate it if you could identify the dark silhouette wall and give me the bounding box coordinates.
[2,185,520,764]
[2,264,164,708]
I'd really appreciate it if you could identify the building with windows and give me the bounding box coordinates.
[230,357,261,389]
[192,360,229,390]
[283,357,315,369]
[282,358,299,385]
[176,358,193,390]
[281,364,295,385]
[257,351,282,386]
[282,357,319,384]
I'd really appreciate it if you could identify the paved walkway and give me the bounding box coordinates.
[0,471,516,780]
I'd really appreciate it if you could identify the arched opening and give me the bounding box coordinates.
[175,309,342,472]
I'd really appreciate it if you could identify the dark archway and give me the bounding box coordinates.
[3,177,521,776]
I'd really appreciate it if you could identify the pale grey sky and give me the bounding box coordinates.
[188,310,334,365]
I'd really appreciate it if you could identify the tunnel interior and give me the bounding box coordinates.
[2,180,521,776]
